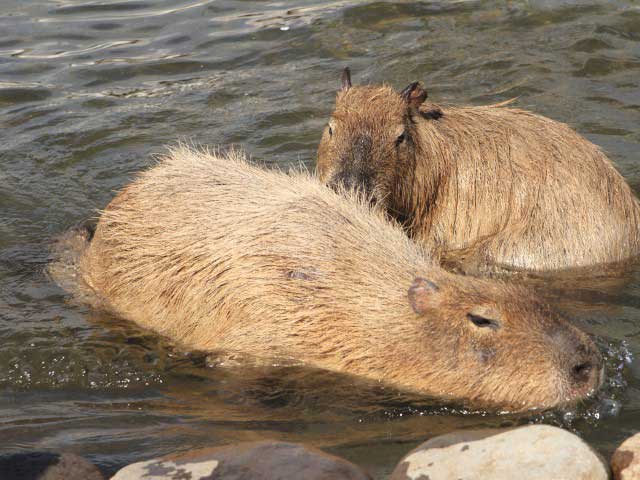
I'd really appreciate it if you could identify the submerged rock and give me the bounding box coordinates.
[390,425,609,480]
[612,432,640,479]
[112,440,372,480]
[0,452,104,480]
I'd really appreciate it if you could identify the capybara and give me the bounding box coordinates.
[317,68,640,272]
[50,146,603,410]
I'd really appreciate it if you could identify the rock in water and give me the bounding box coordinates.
[612,432,640,479]
[390,425,609,480]
[0,452,104,480]
[112,440,372,480]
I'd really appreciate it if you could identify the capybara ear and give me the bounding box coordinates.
[400,81,428,109]
[341,67,352,91]
[408,277,440,314]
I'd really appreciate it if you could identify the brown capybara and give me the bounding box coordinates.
[317,68,640,273]
[50,146,603,411]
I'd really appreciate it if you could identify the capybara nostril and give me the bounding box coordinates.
[328,171,353,192]
[568,345,604,394]
[329,169,373,196]
[571,361,593,384]
[550,327,603,392]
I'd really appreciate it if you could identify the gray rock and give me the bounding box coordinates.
[390,425,609,480]
[0,451,104,480]
[112,440,372,480]
[612,432,640,479]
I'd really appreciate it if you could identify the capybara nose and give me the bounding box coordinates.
[551,328,604,393]
[328,174,353,192]
[328,170,360,190]
[571,361,594,384]
[569,349,603,391]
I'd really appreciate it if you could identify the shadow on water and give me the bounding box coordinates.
[2,0,640,477]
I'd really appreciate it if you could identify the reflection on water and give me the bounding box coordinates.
[2,0,640,477]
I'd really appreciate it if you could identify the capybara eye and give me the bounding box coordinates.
[395,132,406,146]
[467,313,500,330]
[328,125,333,137]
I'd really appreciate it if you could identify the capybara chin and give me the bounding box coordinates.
[317,68,640,273]
[50,146,603,411]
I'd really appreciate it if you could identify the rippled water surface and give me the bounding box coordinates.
[2,1,640,477]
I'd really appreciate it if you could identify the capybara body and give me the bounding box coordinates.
[317,69,640,272]
[53,146,603,410]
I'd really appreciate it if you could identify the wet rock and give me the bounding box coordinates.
[0,452,104,480]
[390,425,609,480]
[112,440,372,480]
[612,432,640,479]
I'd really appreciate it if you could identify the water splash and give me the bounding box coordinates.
[528,339,632,430]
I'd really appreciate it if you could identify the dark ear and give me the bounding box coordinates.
[408,277,440,314]
[400,81,428,109]
[341,67,352,91]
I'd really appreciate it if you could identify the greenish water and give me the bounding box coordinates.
[2,1,640,477]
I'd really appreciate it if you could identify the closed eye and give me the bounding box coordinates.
[467,313,500,330]
[395,132,406,146]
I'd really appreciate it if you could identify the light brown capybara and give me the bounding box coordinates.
[50,146,603,411]
[317,68,640,273]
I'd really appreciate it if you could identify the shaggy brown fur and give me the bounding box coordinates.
[317,70,640,272]
[50,146,603,410]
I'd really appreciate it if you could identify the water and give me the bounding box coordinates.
[2,0,640,477]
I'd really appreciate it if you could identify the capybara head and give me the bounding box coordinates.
[317,67,436,206]
[401,275,603,410]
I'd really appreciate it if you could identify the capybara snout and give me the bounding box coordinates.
[549,326,604,400]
